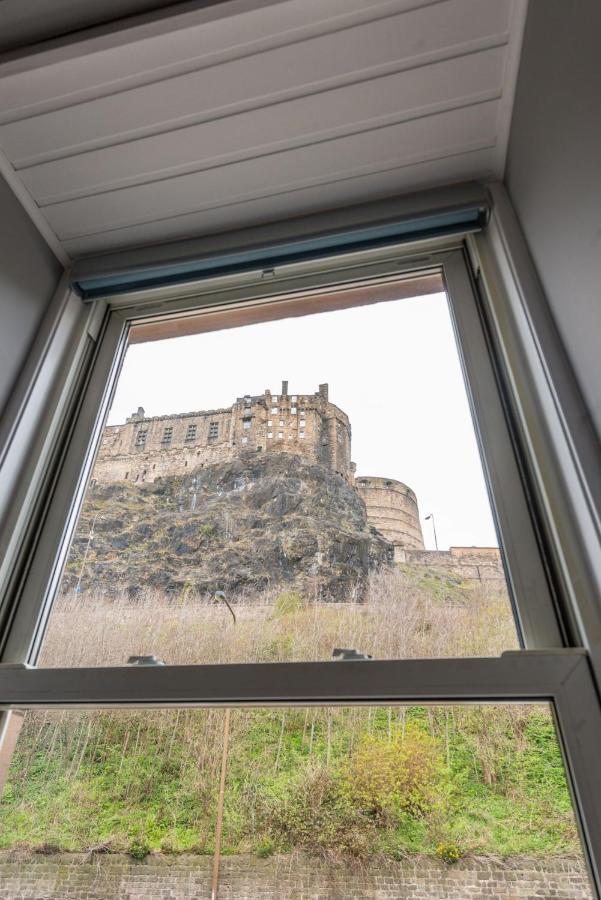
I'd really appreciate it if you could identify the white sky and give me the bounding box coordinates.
[108,292,498,550]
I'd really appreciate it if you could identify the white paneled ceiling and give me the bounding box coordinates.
[0,0,527,262]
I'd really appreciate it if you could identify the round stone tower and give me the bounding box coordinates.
[355,476,425,551]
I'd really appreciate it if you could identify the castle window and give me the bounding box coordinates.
[271,407,278,414]
[241,436,248,444]
[267,432,273,438]
[267,420,272,426]
[300,420,306,428]
[161,426,173,444]
[279,420,284,427]
[243,420,251,430]
[291,396,297,403]
[208,422,219,441]
[135,428,147,447]
[299,431,305,438]
[185,423,197,442]
[291,407,297,415]
[277,432,283,439]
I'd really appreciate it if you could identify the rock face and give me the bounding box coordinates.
[65,453,393,600]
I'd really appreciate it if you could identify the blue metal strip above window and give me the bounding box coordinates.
[71,183,490,299]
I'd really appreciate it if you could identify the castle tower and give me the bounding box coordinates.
[355,476,425,555]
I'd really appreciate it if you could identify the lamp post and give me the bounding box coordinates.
[211,591,235,900]
[425,513,438,550]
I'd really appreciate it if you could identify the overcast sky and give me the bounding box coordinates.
[108,292,498,550]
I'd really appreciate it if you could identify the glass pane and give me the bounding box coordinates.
[0,704,592,899]
[44,277,520,666]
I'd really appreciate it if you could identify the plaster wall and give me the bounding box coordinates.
[504,0,601,439]
[0,173,63,425]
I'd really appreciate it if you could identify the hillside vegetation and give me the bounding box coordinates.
[0,567,581,862]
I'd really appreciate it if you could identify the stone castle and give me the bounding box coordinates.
[95,381,502,580]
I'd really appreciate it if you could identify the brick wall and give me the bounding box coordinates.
[0,852,592,899]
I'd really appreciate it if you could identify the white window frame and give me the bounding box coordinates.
[0,241,575,660]
[0,209,600,893]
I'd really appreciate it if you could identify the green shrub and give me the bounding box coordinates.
[268,766,375,858]
[256,837,274,858]
[128,838,151,860]
[436,842,462,864]
[340,724,442,821]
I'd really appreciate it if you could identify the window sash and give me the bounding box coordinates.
[1,651,600,893]
[0,243,565,665]
[0,233,599,893]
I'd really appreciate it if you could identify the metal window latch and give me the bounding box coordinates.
[332,648,373,661]
[126,655,165,666]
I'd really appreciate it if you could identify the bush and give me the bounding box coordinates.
[436,842,462,864]
[256,837,275,858]
[268,766,375,858]
[340,724,442,822]
[128,838,151,860]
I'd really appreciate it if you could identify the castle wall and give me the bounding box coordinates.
[355,477,425,550]
[398,546,505,581]
[94,386,500,572]
[94,384,353,486]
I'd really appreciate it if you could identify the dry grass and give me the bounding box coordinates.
[40,565,518,668]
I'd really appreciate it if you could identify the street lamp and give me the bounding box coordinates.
[425,513,439,550]
[212,590,235,900]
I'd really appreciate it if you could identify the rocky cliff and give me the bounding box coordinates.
[64,452,393,601]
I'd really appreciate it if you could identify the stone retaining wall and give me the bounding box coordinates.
[0,852,592,899]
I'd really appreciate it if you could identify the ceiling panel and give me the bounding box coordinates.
[0,0,527,261]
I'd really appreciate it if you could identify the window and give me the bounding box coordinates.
[291,407,297,415]
[279,420,284,426]
[3,231,600,895]
[267,432,273,438]
[161,426,173,444]
[271,407,278,414]
[185,423,197,442]
[299,431,305,438]
[243,420,251,430]
[267,420,272,426]
[241,437,248,444]
[135,428,147,447]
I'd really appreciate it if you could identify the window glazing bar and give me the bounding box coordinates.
[0,651,584,709]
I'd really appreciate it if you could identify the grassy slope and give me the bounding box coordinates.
[0,705,578,859]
